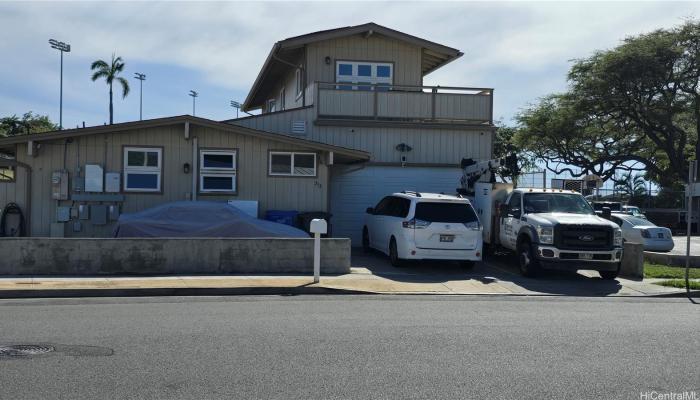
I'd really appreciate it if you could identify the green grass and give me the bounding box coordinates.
[644,263,700,279]
[654,279,700,290]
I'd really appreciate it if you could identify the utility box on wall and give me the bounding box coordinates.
[85,164,104,192]
[51,171,69,200]
[105,172,120,193]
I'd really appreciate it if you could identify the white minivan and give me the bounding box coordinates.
[362,192,483,268]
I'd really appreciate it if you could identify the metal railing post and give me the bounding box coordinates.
[373,88,378,119]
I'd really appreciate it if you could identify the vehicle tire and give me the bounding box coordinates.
[389,237,404,267]
[517,239,540,277]
[599,264,621,280]
[460,260,475,270]
[362,227,371,253]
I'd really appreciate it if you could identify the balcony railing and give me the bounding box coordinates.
[314,82,493,125]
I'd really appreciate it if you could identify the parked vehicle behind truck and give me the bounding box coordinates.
[471,182,624,279]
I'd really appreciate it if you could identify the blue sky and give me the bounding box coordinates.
[1,1,698,130]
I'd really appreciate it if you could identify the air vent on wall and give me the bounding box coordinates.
[291,120,306,135]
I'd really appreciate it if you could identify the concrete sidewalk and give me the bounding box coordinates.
[0,260,694,298]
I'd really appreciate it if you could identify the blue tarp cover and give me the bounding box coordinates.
[113,201,309,238]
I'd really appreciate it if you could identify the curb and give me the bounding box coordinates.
[0,286,372,299]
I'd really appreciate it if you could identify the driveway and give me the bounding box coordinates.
[350,249,681,296]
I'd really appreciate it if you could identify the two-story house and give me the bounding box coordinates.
[228,23,495,243]
[0,23,493,242]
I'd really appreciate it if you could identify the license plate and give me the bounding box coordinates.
[440,235,455,243]
[579,253,594,260]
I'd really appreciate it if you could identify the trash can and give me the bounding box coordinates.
[265,210,299,227]
[297,212,332,237]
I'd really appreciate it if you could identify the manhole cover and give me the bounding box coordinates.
[0,345,54,357]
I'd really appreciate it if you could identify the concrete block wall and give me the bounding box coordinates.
[0,238,350,275]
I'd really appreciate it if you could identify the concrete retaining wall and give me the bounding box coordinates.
[644,251,700,267]
[0,238,351,275]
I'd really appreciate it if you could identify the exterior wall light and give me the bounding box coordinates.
[325,56,331,65]
[183,163,190,174]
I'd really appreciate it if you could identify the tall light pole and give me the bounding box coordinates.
[49,39,71,130]
[134,73,146,120]
[189,90,198,116]
[230,100,240,119]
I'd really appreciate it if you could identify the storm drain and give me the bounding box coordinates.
[0,345,54,357]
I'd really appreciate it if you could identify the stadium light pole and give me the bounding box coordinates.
[230,100,241,119]
[49,39,71,130]
[189,90,198,116]
[134,73,146,120]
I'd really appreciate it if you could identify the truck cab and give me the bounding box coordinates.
[474,184,623,279]
[499,189,622,279]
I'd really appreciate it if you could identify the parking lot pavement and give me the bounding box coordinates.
[349,249,686,296]
[667,236,700,255]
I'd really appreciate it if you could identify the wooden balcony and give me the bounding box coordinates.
[313,82,493,126]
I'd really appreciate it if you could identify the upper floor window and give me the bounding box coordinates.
[267,99,276,113]
[336,61,393,91]
[295,68,303,98]
[279,87,286,111]
[123,146,162,192]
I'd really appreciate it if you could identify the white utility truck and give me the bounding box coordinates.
[459,159,624,279]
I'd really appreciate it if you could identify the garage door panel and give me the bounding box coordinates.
[330,166,462,245]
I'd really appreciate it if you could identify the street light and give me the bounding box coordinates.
[230,100,241,119]
[134,73,146,121]
[189,90,198,116]
[49,38,71,130]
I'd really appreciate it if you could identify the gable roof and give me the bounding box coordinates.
[243,22,463,111]
[0,115,370,162]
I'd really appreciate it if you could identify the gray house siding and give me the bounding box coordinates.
[6,124,331,237]
[305,34,423,87]
[231,108,493,164]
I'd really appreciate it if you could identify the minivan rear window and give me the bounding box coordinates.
[414,202,478,223]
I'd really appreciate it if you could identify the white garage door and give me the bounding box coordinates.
[330,166,462,245]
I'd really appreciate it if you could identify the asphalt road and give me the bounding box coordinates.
[1,296,698,400]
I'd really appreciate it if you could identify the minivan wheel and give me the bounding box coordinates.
[517,239,539,277]
[389,238,404,267]
[362,228,370,253]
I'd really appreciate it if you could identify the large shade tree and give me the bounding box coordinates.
[516,20,699,187]
[91,54,130,125]
[0,112,58,137]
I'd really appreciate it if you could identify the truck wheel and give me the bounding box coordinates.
[599,264,621,280]
[517,239,539,277]
[389,237,404,267]
[362,228,371,253]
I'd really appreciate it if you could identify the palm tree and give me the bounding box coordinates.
[91,54,130,124]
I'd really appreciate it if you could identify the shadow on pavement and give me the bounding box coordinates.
[352,248,624,296]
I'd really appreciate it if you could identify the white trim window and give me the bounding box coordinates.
[199,149,237,193]
[279,87,286,111]
[336,61,393,91]
[295,68,303,99]
[267,99,276,113]
[123,147,162,192]
[269,152,316,177]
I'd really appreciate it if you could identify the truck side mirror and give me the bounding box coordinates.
[602,207,611,220]
[498,203,508,217]
[366,207,374,215]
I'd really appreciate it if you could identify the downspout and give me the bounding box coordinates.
[192,136,198,201]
